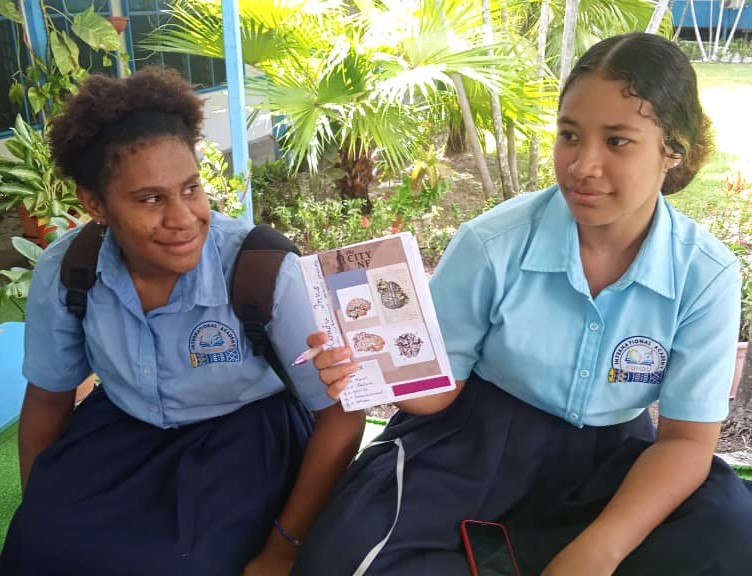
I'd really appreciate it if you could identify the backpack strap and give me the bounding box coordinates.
[59,220,301,398]
[60,221,105,319]
[231,224,301,399]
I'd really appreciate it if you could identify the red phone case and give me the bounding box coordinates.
[460,519,521,576]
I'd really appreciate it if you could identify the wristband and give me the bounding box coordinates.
[273,518,303,548]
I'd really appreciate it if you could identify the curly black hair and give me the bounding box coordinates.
[49,67,204,199]
[561,33,714,196]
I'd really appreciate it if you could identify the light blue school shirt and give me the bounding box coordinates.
[430,186,741,427]
[23,212,335,428]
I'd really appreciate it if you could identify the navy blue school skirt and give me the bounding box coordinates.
[0,386,313,576]
[293,373,752,576]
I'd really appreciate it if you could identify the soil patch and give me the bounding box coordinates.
[0,211,26,270]
[719,404,752,454]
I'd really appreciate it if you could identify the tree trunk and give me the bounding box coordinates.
[445,117,467,154]
[482,0,514,200]
[528,0,551,191]
[559,0,580,89]
[673,0,691,41]
[335,149,375,213]
[505,120,519,195]
[646,0,672,34]
[451,73,495,201]
[731,333,752,418]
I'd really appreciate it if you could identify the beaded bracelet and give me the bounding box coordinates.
[273,518,303,548]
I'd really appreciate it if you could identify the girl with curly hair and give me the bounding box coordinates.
[0,68,364,576]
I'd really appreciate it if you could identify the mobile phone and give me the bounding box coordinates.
[460,519,521,576]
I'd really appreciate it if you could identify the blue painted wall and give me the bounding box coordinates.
[672,1,752,32]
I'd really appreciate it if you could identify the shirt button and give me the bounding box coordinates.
[143,367,152,375]
[579,369,589,378]
[149,406,157,413]
[570,412,579,421]
[589,322,599,331]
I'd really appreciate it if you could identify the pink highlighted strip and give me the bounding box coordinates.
[392,376,453,397]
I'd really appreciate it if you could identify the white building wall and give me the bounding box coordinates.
[0,92,275,166]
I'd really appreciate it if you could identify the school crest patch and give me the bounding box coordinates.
[608,336,668,385]
[189,321,241,367]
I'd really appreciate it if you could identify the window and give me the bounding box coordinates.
[46,0,117,76]
[124,0,226,89]
[0,0,225,135]
[0,16,31,133]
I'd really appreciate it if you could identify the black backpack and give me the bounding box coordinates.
[59,221,300,397]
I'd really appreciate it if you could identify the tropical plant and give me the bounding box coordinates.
[0,235,41,317]
[250,158,300,226]
[0,1,126,121]
[145,0,553,207]
[0,115,82,221]
[197,139,247,218]
[0,215,84,317]
[511,0,673,79]
[387,146,452,231]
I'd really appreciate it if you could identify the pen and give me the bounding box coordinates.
[291,345,324,367]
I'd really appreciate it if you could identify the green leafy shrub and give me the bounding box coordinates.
[672,166,752,340]
[0,115,83,220]
[250,159,300,225]
[0,236,42,319]
[197,140,247,218]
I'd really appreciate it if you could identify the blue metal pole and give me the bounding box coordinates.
[221,0,253,222]
[22,0,47,59]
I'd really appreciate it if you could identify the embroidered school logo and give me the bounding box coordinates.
[608,336,668,385]
[189,321,241,367]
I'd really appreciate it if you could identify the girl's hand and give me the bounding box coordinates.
[306,331,358,400]
[241,548,295,576]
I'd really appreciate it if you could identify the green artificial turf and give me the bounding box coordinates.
[736,466,752,482]
[0,422,20,550]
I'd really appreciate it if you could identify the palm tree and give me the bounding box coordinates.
[528,0,550,191]
[559,0,579,87]
[146,0,523,207]
[646,0,672,34]
[532,0,671,78]
[482,0,515,199]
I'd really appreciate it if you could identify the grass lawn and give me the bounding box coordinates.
[670,63,752,217]
[0,422,21,550]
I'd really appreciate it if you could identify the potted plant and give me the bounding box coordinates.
[0,216,96,402]
[106,15,129,35]
[5,4,127,122]
[0,235,42,318]
[0,115,83,246]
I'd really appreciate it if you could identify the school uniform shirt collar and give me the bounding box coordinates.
[521,188,675,299]
[96,225,229,313]
[622,195,675,299]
